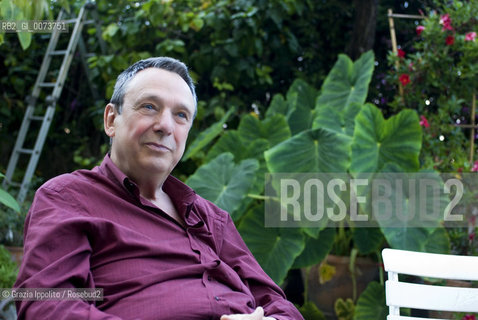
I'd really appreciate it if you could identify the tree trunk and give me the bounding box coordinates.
[346,0,378,60]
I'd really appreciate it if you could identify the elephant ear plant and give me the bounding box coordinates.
[184,51,452,319]
[0,173,24,246]
[0,173,20,214]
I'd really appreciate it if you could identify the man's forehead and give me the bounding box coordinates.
[124,68,194,104]
[126,68,178,88]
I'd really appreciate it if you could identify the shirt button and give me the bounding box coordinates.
[214,296,220,301]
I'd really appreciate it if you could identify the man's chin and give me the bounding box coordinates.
[141,160,176,176]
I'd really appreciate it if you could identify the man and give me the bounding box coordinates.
[14,57,304,320]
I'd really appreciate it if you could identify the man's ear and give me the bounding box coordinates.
[104,103,117,138]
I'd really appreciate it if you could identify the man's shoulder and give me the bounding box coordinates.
[39,167,103,194]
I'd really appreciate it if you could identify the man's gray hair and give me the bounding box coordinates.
[110,57,197,115]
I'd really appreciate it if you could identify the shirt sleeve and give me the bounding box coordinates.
[14,184,123,320]
[218,213,304,320]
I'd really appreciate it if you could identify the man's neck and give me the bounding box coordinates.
[146,185,185,227]
[134,175,167,200]
[109,152,170,199]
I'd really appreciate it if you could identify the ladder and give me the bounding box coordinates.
[2,1,106,203]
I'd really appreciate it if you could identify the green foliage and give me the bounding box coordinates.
[298,301,326,320]
[353,282,387,320]
[0,206,27,246]
[0,0,360,191]
[186,49,436,264]
[386,0,478,172]
[0,245,18,288]
[183,49,452,317]
[335,298,355,320]
[186,153,259,221]
[350,105,422,174]
[265,128,352,173]
[0,175,30,246]
[316,52,374,111]
[0,174,20,213]
[182,107,236,161]
[0,0,52,49]
[237,205,305,285]
[292,228,335,269]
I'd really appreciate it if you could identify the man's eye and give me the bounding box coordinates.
[178,112,187,119]
[143,104,154,110]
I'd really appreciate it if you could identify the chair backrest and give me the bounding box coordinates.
[382,248,478,320]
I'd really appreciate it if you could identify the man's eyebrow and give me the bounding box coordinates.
[135,93,194,114]
[135,94,162,104]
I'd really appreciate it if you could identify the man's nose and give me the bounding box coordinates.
[153,110,174,135]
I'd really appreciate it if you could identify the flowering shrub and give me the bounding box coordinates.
[387,0,477,171]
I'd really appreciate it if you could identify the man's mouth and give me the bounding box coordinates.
[145,142,172,152]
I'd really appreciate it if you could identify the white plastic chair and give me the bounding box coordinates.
[382,248,478,320]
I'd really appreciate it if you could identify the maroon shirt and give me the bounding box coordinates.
[14,155,303,320]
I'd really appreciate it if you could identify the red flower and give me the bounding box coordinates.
[419,115,429,128]
[462,315,476,320]
[439,14,453,31]
[416,25,425,35]
[465,32,476,42]
[397,49,406,58]
[472,161,478,172]
[445,35,454,46]
[399,74,410,86]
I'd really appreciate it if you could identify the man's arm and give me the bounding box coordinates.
[14,184,122,320]
[218,214,304,320]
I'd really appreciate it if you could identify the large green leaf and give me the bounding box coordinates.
[182,107,235,161]
[286,78,318,111]
[372,166,448,252]
[382,227,432,252]
[286,79,318,133]
[313,102,362,136]
[0,173,20,213]
[238,205,305,284]
[185,153,259,217]
[354,281,387,320]
[0,188,20,213]
[265,128,351,173]
[264,80,318,135]
[350,104,422,175]
[265,93,292,119]
[206,131,270,164]
[292,227,335,268]
[316,51,374,111]
[424,226,450,254]
[17,32,32,50]
[352,227,384,255]
[238,114,291,147]
[287,92,315,135]
[298,301,326,320]
[206,131,245,162]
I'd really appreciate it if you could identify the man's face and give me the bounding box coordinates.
[105,68,195,181]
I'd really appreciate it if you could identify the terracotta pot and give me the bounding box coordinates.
[302,254,379,319]
[5,246,24,265]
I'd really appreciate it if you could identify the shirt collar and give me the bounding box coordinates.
[98,154,197,216]
[100,153,129,187]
